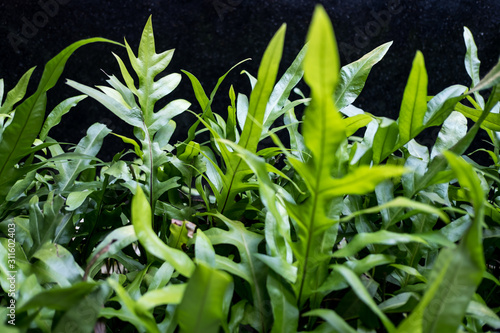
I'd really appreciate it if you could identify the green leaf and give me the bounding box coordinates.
[85,225,141,280]
[154,119,176,149]
[332,230,428,258]
[267,273,299,333]
[284,106,306,161]
[39,95,87,140]
[18,281,97,312]
[32,242,84,286]
[378,292,420,313]
[178,141,200,161]
[181,70,210,112]
[168,219,196,250]
[66,79,144,127]
[344,113,373,137]
[221,139,296,281]
[28,195,46,256]
[285,6,402,309]
[369,117,399,164]
[177,262,232,333]
[137,284,186,310]
[485,82,500,108]
[466,300,500,329]
[52,283,110,333]
[112,132,144,158]
[304,7,339,95]
[263,44,307,130]
[463,27,485,108]
[468,57,500,94]
[5,169,36,202]
[464,27,481,88]
[423,85,467,127]
[414,83,498,195]
[321,165,407,197]
[236,92,249,131]
[24,191,71,249]
[219,24,286,213]
[430,111,467,158]
[335,41,392,109]
[444,151,484,208]
[65,189,94,211]
[397,51,428,146]
[397,152,485,333]
[390,264,427,283]
[396,246,483,332]
[126,16,177,123]
[195,229,217,268]
[180,58,249,145]
[456,101,500,131]
[131,186,194,277]
[0,66,36,115]
[347,254,396,275]
[304,308,357,333]
[54,122,111,193]
[333,265,396,332]
[204,212,269,332]
[106,277,160,333]
[302,6,344,165]
[340,196,450,226]
[0,37,119,201]
[149,98,190,134]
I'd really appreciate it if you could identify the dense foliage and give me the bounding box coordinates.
[1,5,500,332]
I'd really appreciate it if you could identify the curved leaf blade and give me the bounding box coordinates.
[332,230,428,258]
[397,51,428,146]
[397,152,485,333]
[220,24,286,212]
[333,265,396,332]
[39,95,87,140]
[177,262,232,333]
[335,41,392,109]
[0,37,120,200]
[131,186,194,277]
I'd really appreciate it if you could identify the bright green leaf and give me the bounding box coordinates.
[131,186,194,277]
[397,51,428,146]
[177,262,232,333]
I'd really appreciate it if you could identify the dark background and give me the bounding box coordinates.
[1,0,500,159]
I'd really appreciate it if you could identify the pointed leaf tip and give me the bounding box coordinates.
[304,5,339,94]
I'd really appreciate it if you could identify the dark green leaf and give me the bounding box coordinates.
[52,283,110,333]
[397,152,485,333]
[0,37,119,200]
[18,282,97,312]
[333,265,396,332]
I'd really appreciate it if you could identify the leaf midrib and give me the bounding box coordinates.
[220,32,281,212]
[59,126,108,192]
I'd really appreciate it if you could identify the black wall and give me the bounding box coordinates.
[1,0,499,158]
